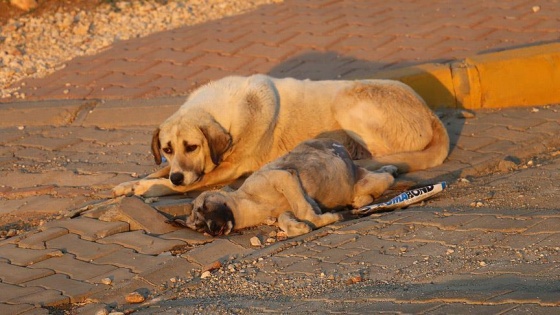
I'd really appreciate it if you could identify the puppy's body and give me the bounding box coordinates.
[188,139,397,237]
[113,75,448,197]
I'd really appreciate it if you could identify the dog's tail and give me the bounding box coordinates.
[359,115,450,173]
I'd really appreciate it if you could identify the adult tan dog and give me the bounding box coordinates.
[112,74,449,197]
[180,139,398,237]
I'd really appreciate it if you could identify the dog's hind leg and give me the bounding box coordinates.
[352,165,397,208]
[278,212,313,237]
[267,169,344,231]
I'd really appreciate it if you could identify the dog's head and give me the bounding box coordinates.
[188,191,235,236]
[152,116,232,187]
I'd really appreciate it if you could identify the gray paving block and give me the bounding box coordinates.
[23,274,108,304]
[40,217,130,241]
[29,254,119,282]
[0,303,36,315]
[312,233,358,248]
[81,197,181,235]
[93,248,173,273]
[46,233,124,261]
[138,256,199,285]
[159,228,214,245]
[96,230,185,255]
[18,228,69,250]
[0,244,63,266]
[0,282,43,303]
[0,261,54,285]
[87,267,137,286]
[183,239,253,266]
[10,288,69,307]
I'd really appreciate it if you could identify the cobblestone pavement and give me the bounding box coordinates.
[3,0,559,102]
[1,0,560,314]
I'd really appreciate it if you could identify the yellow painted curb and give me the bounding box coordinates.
[372,43,560,109]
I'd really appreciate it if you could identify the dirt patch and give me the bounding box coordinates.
[1,0,103,24]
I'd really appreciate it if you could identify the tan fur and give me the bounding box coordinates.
[185,139,397,237]
[113,74,449,197]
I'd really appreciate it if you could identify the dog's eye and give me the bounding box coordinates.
[163,147,173,154]
[185,144,198,153]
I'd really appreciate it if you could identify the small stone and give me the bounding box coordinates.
[266,237,276,244]
[456,109,475,119]
[95,309,109,315]
[9,0,38,11]
[125,291,145,304]
[17,126,25,130]
[532,5,540,13]
[169,277,177,283]
[479,261,487,267]
[345,275,363,285]
[527,160,534,166]
[202,260,222,272]
[101,277,112,285]
[250,236,262,247]
[446,249,455,255]
[201,271,211,279]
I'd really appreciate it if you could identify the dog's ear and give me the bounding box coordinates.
[200,122,232,166]
[151,128,162,165]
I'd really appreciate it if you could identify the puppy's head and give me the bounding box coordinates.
[152,115,232,187]
[189,191,235,236]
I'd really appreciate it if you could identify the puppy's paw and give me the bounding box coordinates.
[112,181,138,197]
[377,165,398,177]
[285,222,313,238]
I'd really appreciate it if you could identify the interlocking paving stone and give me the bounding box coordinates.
[0,282,43,303]
[11,288,69,307]
[159,228,214,245]
[0,303,37,315]
[522,218,560,235]
[96,196,181,235]
[458,216,539,233]
[45,233,124,261]
[93,248,174,273]
[0,261,54,285]
[0,244,63,266]
[424,303,516,314]
[138,256,199,285]
[96,230,185,255]
[40,217,130,241]
[29,254,119,282]
[18,228,69,250]
[182,239,253,266]
[87,267,137,286]
[23,274,108,304]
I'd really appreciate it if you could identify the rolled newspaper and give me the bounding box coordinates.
[354,182,447,215]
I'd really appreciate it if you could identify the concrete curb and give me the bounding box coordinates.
[371,42,560,109]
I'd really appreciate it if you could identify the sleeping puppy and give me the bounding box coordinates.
[182,139,397,238]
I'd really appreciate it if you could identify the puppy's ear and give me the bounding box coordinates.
[151,128,162,165]
[200,122,232,166]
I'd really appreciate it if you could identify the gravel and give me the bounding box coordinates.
[0,0,282,99]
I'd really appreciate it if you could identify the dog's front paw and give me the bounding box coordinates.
[377,165,399,177]
[112,181,138,197]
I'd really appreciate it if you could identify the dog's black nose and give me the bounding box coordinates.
[170,172,184,185]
